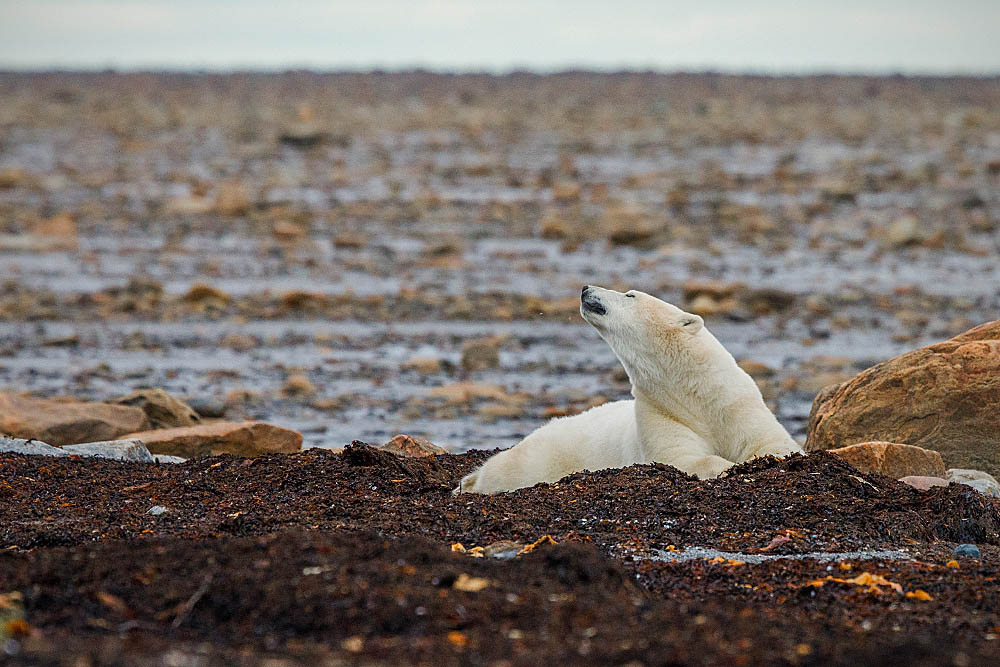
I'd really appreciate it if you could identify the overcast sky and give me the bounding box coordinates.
[1,0,997,74]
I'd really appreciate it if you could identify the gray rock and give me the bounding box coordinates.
[962,479,1000,498]
[147,505,169,516]
[61,438,154,462]
[946,468,1000,498]
[0,435,68,457]
[154,454,187,464]
[954,544,981,559]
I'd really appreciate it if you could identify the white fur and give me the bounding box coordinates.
[457,286,802,494]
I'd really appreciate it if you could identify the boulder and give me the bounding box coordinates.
[0,394,149,446]
[827,442,946,479]
[62,439,154,462]
[898,476,949,491]
[118,421,303,458]
[946,469,1000,498]
[108,389,201,430]
[806,321,1000,477]
[381,434,448,458]
[0,436,68,457]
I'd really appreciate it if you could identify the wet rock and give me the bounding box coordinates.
[164,195,214,216]
[30,212,78,250]
[273,221,306,243]
[402,356,445,375]
[946,469,1000,498]
[827,442,946,479]
[539,211,570,239]
[108,388,201,430]
[0,436,68,457]
[806,321,1000,477]
[898,476,948,491]
[380,434,447,458]
[682,280,744,302]
[430,383,517,405]
[743,288,797,315]
[182,283,231,308]
[886,215,923,247]
[220,333,258,352]
[0,393,149,446]
[62,439,154,462]
[737,360,776,379]
[185,396,227,419]
[282,374,317,398]
[0,167,30,188]
[953,544,981,558]
[461,337,501,371]
[603,205,658,247]
[119,421,303,458]
[214,180,252,216]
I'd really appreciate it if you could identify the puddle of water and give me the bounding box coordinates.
[638,545,911,564]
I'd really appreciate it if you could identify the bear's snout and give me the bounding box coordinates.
[581,286,607,315]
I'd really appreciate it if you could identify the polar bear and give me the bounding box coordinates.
[457,285,802,493]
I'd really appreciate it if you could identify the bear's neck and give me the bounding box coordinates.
[631,339,792,461]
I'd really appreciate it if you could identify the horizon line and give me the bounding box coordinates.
[2,65,999,79]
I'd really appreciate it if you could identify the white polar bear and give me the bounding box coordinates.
[457,285,802,493]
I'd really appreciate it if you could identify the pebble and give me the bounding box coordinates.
[147,506,169,516]
[953,544,981,559]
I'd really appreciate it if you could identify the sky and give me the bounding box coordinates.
[1,0,998,75]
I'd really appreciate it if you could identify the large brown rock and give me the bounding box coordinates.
[119,421,303,458]
[0,394,149,446]
[806,321,1000,476]
[107,389,201,430]
[827,442,946,479]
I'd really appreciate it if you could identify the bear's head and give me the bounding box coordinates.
[580,285,709,394]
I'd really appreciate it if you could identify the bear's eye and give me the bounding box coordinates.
[625,292,636,298]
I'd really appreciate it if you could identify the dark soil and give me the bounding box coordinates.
[2,446,999,665]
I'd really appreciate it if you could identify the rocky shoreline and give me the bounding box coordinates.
[2,71,999,664]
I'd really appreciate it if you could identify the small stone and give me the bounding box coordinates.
[184,397,227,419]
[461,337,501,372]
[214,180,252,216]
[898,475,948,491]
[402,356,444,375]
[147,505,169,516]
[154,455,187,464]
[282,374,317,397]
[953,544,981,559]
[273,221,306,243]
[737,360,775,379]
[687,294,721,317]
[380,434,447,458]
[61,439,154,462]
[182,283,231,306]
[886,215,923,247]
[481,541,524,559]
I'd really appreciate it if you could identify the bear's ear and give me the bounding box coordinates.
[679,313,703,334]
